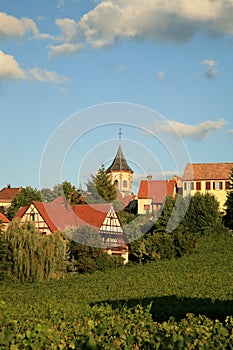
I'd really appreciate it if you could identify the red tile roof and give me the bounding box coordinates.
[15,201,79,233]
[0,187,22,202]
[183,162,233,181]
[14,201,115,233]
[138,179,176,203]
[72,203,112,229]
[0,212,9,223]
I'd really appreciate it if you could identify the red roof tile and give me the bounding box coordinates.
[0,187,22,202]
[0,212,9,223]
[138,179,176,203]
[15,201,118,233]
[183,162,233,181]
[15,201,79,233]
[72,203,112,229]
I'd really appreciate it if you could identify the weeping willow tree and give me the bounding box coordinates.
[5,219,69,283]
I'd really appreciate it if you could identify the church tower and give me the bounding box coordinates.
[106,129,134,198]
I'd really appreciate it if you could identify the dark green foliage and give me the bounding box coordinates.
[130,192,223,264]
[0,226,9,281]
[117,209,137,225]
[6,186,42,220]
[223,167,233,229]
[41,181,84,204]
[69,240,124,274]
[96,253,124,272]
[86,164,117,203]
[182,192,222,235]
[68,240,102,274]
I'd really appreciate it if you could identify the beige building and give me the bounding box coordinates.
[183,162,233,213]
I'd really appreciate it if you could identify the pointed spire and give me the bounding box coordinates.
[107,127,134,174]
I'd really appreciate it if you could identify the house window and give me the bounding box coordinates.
[144,204,150,211]
[123,180,127,188]
[186,182,194,190]
[30,213,35,221]
[196,182,201,191]
[226,181,231,190]
[184,182,187,190]
[213,181,223,190]
[206,181,211,190]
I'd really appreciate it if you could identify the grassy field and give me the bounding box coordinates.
[0,232,233,348]
[1,232,233,322]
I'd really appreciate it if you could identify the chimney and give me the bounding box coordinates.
[7,184,11,188]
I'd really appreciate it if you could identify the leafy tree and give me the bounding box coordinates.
[62,181,84,204]
[40,187,56,202]
[6,186,42,220]
[5,220,69,282]
[223,167,233,230]
[182,192,222,235]
[0,223,9,281]
[41,181,84,205]
[86,164,117,203]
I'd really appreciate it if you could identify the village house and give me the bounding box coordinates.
[0,185,22,213]
[182,162,233,213]
[137,175,180,216]
[14,197,129,263]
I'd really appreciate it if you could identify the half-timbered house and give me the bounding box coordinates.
[15,199,129,262]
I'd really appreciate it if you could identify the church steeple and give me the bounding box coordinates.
[107,129,134,197]
[106,144,133,173]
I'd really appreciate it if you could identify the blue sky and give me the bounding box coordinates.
[1,0,233,193]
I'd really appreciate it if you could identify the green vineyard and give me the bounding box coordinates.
[0,234,233,349]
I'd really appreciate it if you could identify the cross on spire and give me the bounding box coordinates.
[118,128,122,143]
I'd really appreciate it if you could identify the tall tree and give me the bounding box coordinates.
[41,181,84,205]
[0,222,9,281]
[223,167,233,230]
[86,164,117,203]
[6,186,41,220]
[5,220,69,282]
[182,192,221,235]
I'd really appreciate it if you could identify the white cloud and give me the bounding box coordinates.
[201,59,217,79]
[226,128,233,134]
[157,71,165,81]
[28,68,69,84]
[0,12,39,41]
[0,50,27,80]
[0,50,68,86]
[48,18,84,57]
[56,18,78,40]
[48,42,84,58]
[50,0,233,55]
[152,118,226,141]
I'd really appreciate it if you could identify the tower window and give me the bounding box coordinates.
[114,179,119,188]
[123,180,127,188]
